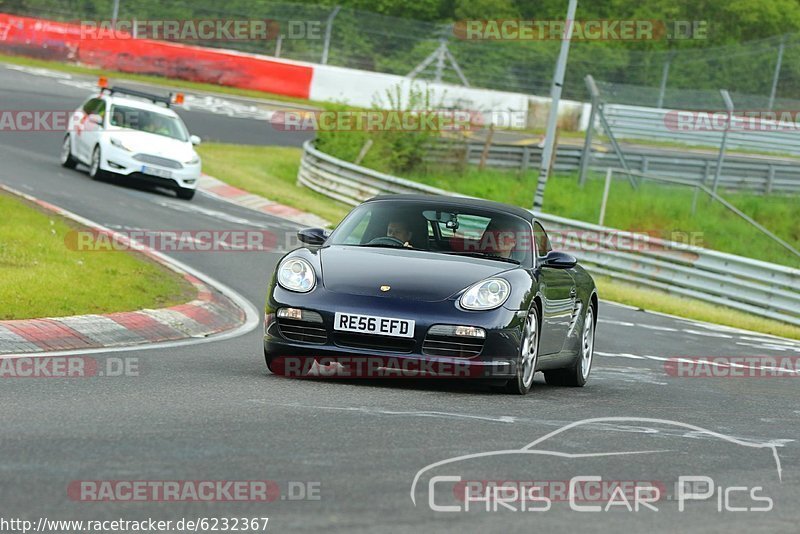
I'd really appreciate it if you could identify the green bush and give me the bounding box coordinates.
[315,84,441,174]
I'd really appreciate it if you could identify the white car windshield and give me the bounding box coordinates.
[109,105,189,142]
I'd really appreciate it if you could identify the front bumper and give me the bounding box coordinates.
[102,145,200,190]
[263,284,525,379]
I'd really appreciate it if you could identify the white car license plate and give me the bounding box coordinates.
[141,165,172,179]
[334,312,415,338]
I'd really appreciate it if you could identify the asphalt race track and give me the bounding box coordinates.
[1,63,799,532]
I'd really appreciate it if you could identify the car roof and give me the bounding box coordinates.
[364,194,536,223]
[100,94,179,117]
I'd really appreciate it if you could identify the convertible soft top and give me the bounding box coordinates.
[364,194,535,223]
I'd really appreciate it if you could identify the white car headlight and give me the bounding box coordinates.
[277,258,316,293]
[460,278,511,310]
[110,137,132,151]
[185,154,200,165]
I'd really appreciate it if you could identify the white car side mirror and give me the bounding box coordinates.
[190,135,201,146]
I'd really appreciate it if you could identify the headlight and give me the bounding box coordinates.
[277,258,316,293]
[110,137,132,151]
[185,154,200,165]
[460,278,510,310]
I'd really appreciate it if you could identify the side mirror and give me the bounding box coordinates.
[189,134,201,146]
[87,114,103,126]
[297,228,328,246]
[540,250,577,269]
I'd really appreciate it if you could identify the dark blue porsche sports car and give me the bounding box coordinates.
[263,195,598,394]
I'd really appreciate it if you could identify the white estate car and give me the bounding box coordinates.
[60,83,201,200]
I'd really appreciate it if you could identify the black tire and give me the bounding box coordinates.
[544,303,596,387]
[60,134,78,169]
[504,306,540,395]
[264,352,285,376]
[176,187,195,200]
[88,145,105,180]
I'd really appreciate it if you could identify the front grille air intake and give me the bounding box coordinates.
[422,325,485,358]
[277,310,326,344]
[133,153,184,169]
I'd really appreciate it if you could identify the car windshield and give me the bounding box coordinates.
[109,105,189,142]
[327,200,533,265]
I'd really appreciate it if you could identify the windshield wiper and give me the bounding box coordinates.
[353,243,406,249]
[345,245,520,263]
[439,251,520,264]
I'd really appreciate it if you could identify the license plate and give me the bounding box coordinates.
[141,165,172,179]
[334,312,415,338]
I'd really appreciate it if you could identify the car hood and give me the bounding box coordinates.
[108,129,194,159]
[319,246,514,302]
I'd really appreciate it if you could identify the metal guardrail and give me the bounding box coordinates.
[604,104,800,157]
[424,138,800,194]
[298,140,800,326]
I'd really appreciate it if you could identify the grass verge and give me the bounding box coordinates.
[197,143,351,224]
[194,143,800,339]
[0,190,195,320]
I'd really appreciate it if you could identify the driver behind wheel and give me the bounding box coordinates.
[480,219,519,259]
[386,220,413,248]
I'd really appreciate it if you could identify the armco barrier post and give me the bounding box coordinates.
[766,165,775,194]
[656,50,675,108]
[598,168,613,226]
[579,75,599,187]
[712,89,734,196]
[520,146,531,174]
[767,35,786,111]
[691,185,699,216]
[478,124,495,171]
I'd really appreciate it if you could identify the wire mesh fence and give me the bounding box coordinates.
[5,0,800,109]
